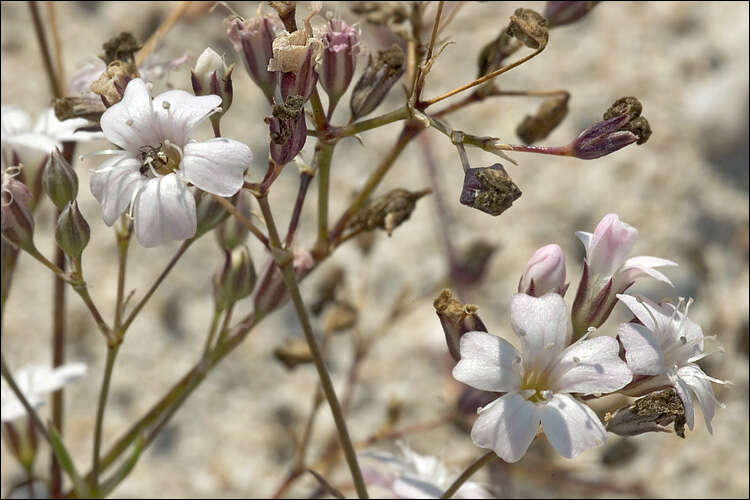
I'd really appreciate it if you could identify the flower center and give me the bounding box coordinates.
[137,142,181,176]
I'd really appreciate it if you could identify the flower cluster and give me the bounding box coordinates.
[449,213,727,463]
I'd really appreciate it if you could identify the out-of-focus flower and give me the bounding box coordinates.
[1,106,101,156]
[89,78,252,247]
[518,243,568,297]
[1,363,87,422]
[616,294,728,434]
[350,44,405,119]
[453,293,632,462]
[362,442,494,499]
[544,1,598,28]
[571,213,676,339]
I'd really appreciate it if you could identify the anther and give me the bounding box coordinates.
[162,101,171,110]
[572,356,581,364]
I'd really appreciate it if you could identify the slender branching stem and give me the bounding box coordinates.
[91,344,120,493]
[202,307,223,358]
[256,195,369,499]
[330,107,410,139]
[314,141,335,257]
[0,356,53,446]
[284,172,313,247]
[28,1,63,99]
[135,1,191,65]
[440,451,497,499]
[212,194,270,249]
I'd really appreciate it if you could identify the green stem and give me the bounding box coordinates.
[91,345,120,493]
[50,211,66,497]
[309,89,327,130]
[114,219,132,330]
[330,107,410,139]
[28,1,63,99]
[440,451,497,499]
[120,240,192,334]
[0,355,53,446]
[216,302,234,345]
[202,307,223,358]
[256,195,369,499]
[314,141,335,257]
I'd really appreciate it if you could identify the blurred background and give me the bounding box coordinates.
[1,1,748,497]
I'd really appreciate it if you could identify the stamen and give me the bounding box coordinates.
[162,101,171,110]
[163,139,184,161]
[126,119,134,126]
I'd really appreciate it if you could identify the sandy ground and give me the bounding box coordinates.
[1,1,748,498]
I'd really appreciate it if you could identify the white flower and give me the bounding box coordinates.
[616,294,728,433]
[453,293,632,463]
[89,78,252,247]
[1,363,87,422]
[362,443,494,499]
[1,106,101,156]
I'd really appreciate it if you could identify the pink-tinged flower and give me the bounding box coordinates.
[226,14,281,103]
[616,294,728,434]
[571,214,677,339]
[319,19,360,109]
[89,78,252,247]
[518,244,568,297]
[362,443,494,499]
[1,363,87,422]
[1,165,34,252]
[453,293,632,462]
[1,106,101,155]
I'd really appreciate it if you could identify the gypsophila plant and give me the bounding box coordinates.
[0,2,733,498]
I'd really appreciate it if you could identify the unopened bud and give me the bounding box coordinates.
[43,148,79,209]
[226,15,281,103]
[1,168,35,253]
[460,163,521,216]
[191,47,234,119]
[266,95,307,165]
[215,191,252,250]
[544,1,598,28]
[507,8,549,50]
[213,246,257,310]
[55,201,90,260]
[273,338,313,370]
[605,389,686,438]
[571,114,638,160]
[434,289,487,362]
[451,239,498,286]
[516,95,569,145]
[518,244,568,297]
[194,190,235,240]
[319,19,360,107]
[346,188,431,237]
[90,60,138,107]
[350,44,405,119]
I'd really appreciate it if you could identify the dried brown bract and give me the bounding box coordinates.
[605,389,687,438]
[507,8,549,50]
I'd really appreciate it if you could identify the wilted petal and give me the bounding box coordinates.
[134,174,196,247]
[539,393,606,458]
[152,90,221,146]
[90,155,144,225]
[182,138,251,197]
[470,393,540,463]
[617,322,664,375]
[677,364,720,434]
[100,78,159,151]
[510,293,569,373]
[549,336,632,394]
[452,331,521,392]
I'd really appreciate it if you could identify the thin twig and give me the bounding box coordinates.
[135,1,191,65]
[440,451,497,499]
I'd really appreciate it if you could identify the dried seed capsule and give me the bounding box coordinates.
[544,1,598,28]
[605,389,687,438]
[459,164,521,216]
[507,8,549,50]
[43,148,79,210]
[516,94,569,144]
[433,288,487,362]
[345,188,431,236]
[349,45,405,119]
[265,95,307,165]
[55,201,90,260]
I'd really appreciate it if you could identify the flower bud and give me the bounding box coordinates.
[350,44,405,120]
[1,168,35,253]
[191,47,234,118]
[266,95,307,165]
[507,8,549,50]
[319,19,360,108]
[193,190,234,240]
[516,95,569,145]
[226,15,281,103]
[518,244,568,297]
[55,201,90,260]
[213,245,257,311]
[544,1,598,28]
[215,191,252,250]
[571,96,651,159]
[586,213,638,277]
[345,188,431,237]
[459,163,521,216]
[42,148,79,210]
[433,289,487,362]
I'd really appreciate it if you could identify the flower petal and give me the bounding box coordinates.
[181,138,252,197]
[510,293,569,374]
[1,105,31,136]
[618,255,677,287]
[539,393,606,458]
[152,90,221,146]
[670,371,694,431]
[617,322,664,376]
[574,231,592,254]
[616,294,668,334]
[470,393,540,463]
[587,214,638,277]
[677,364,719,434]
[89,155,144,225]
[100,78,159,151]
[33,109,102,144]
[452,331,521,392]
[134,174,196,247]
[549,336,632,394]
